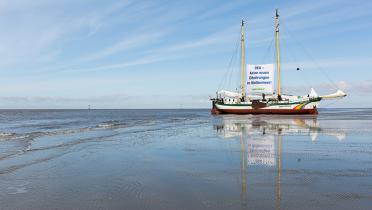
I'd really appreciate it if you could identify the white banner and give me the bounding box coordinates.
[247,135,275,166]
[247,64,275,94]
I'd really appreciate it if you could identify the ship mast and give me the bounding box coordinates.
[275,9,281,99]
[241,19,246,98]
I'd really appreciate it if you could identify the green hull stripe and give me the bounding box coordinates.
[216,97,321,107]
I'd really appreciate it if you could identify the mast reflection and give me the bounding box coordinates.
[213,115,346,209]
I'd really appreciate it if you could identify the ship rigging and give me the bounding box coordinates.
[211,9,346,115]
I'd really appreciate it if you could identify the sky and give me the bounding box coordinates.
[0,0,371,109]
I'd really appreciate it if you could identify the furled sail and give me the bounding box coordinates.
[246,64,275,94]
[320,90,347,99]
[217,90,240,98]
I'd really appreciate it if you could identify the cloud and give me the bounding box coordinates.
[0,1,132,68]
[280,0,372,32]
[49,25,238,74]
[283,80,372,95]
[282,58,372,70]
[0,0,370,109]
[0,94,131,104]
[333,80,372,94]
[80,31,167,62]
[0,0,50,11]
[58,56,168,73]
[196,1,250,20]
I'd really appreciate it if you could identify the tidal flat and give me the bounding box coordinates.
[0,109,371,210]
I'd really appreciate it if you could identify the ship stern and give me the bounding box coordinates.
[211,100,220,115]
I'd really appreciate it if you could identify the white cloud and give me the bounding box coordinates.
[283,80,372,95]
[0,1,132,68]
[282,58,372,70]
[0,94,130,103]
[48,25,238,74]
[281,0,372,32]
[59,56,168,73]
[80,31,167,62]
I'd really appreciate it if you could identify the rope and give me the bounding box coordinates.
[218,28,241,91]
[227,41,240,90]
[281,29,312,91]
[321,97,343,108]
[280,21,340,90]
[260,36,274,64]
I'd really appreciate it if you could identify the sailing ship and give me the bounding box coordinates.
[211,9,346,115]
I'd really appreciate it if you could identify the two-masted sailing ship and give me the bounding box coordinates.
[211,10,346,115]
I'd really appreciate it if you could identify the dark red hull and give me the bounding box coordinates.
[214,108,318,115]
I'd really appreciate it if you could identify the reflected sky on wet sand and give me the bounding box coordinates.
[0,109,371,210]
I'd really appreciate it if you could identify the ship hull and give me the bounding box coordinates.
[215,108,318,115]
[212,100,320,115]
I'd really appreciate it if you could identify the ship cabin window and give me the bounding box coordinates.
[224,98,238,104]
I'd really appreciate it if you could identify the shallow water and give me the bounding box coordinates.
[0,109,371,210]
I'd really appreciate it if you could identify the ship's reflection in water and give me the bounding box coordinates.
[213,115,346,210]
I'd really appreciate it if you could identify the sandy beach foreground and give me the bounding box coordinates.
[0,109,371,210]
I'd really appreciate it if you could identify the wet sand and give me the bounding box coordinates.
[0,109,371,209]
